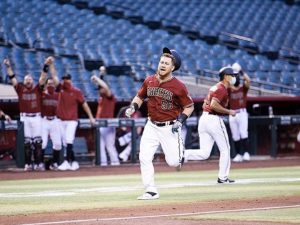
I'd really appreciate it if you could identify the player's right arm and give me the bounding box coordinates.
[211,98,236,116]
[125,76,149,118]
[90,75,112,97]
[125,96,143,118]
[3,59,17,87]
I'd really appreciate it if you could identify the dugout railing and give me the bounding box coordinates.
[2,115,300,168]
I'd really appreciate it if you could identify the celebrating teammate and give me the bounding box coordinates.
[54,73,96,171]
[3,57,50,171]
[91,72,120,166]
[185,66,237,183]
[229,62,251,162]
[126,47,194,200]
[41,58,62,170]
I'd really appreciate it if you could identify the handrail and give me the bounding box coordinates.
[220,31,257,44]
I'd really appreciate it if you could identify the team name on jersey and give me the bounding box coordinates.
[147,87,173,101]
[43,99,58,106]
[22,93,37,101]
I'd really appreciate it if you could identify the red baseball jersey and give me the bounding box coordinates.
[56,84,85,120]
[15,83,43,113]
[203,82,229,115]
[42,92,59,117]
[137,75,193,122]
[229,85,249,110]
[96,94,116,118]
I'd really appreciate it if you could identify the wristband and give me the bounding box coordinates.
[1,114,5,120]
[43,65,49,73]
[177,113,188,124]
[9,74,15,80]
[131,102,139,111]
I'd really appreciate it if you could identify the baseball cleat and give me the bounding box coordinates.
[36,163,45,171]
[70,161,80,171]
[49,163,58,171]
[232,154,243,162]
[111,161,120,166]
[24,164,33,171]
[243,152,251,161]
[217,178,235,184]
[57,160,71,171]
[137,192,159,200]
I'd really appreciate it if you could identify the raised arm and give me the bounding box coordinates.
[242,71,251,89]
[48,57,59,87]
[90,75,111,96]
[39,56,55,86]
[3,59,17,87]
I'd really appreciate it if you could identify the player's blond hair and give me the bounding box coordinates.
[161,53,176,66]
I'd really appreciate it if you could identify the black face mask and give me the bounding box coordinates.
[234,75,240,87]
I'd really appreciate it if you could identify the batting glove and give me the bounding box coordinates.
[125,106,135,118]
[171,120,182,134]
[125,103,138,118]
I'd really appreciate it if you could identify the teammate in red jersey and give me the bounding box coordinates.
[229,62,251,162]
[185,66,237,184]
[126,47,194,200]
[3,57,51,171]
[41,71,61,170]
[91,73,120,166]
[53,72,95,171]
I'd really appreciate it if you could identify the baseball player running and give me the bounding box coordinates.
[3,57,49,171]
[230,62,251,162]
[53,72,95,171]
[185,66,237,183]
[126,47,194,200]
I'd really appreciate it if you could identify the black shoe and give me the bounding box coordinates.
[217,178,235,184]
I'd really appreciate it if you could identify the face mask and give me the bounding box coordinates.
[62,82,71,90]
[230,76,236,86]
[47,86,55,94]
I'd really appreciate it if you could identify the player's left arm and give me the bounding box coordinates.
[242,71,251,89]
[182,104,194,118]
[39,56,54,86]
[82,101,96,126]
[172,84,194,133]
[172,104,194,134]
[49,57,60,87]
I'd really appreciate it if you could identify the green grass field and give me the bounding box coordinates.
[1,166,300,224]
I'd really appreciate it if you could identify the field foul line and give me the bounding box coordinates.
[20,204,300,225]
[1,177,300,198]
